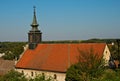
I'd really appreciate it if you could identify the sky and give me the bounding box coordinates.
[0,0,120,41]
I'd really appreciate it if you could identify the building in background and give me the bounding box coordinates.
[0,59,15,75]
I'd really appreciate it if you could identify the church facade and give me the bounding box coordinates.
[15,7,111,81]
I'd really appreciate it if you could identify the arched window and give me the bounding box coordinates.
[21,70,24,74]
[31,72,34,76]
[42,73,45,80]
[54,74,57,79]
[106,51,108,53]
[42,73,45,76]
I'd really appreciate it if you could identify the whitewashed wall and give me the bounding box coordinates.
[0,53,5,57]
[16,69,66,81]
[103,45,111,66]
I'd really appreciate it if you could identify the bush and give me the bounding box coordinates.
[99,69,120,81]
[29,74,54,81]
[0,70,54,81]
[0,70,27,81]
[65,48,105,81]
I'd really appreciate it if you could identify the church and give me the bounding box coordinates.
[15,7,111,81]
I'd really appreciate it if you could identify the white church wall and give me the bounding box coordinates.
[16,69,66,81]
[103,45,111,66]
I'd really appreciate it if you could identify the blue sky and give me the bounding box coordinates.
[0,0,120,41]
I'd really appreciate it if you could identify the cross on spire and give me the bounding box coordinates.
[33,6,36,14]
[31,6,39,28]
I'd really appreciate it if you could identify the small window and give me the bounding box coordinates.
[42,73,45,80]
[42,73,45,76]
[21,70,24,74]
[31,72,34,76]
[54,74,57,79]
[106,51,107,53]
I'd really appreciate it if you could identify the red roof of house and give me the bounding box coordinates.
[15,43,106,72]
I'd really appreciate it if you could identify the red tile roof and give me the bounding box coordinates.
[15,43,106,72]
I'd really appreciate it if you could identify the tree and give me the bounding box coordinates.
[0,70,54,81]
[65,48,105,81]
[109,43,118,60]
[0,42,26,60]
[100,69,120,81]
[2,51,14,60]
[29,74,54,81]
[0,70,27,81]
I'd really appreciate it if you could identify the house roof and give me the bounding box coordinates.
[15,43,106,73]
[0,59,15,75]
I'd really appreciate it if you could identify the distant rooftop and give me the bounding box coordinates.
[0,59,15,75]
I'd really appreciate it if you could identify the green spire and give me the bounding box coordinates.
[31,6,39,28]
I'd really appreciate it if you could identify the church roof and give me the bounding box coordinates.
[15,43,106,73]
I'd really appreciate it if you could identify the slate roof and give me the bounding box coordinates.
[15,43,106,73]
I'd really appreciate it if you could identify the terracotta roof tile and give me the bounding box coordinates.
[16,43,106,72]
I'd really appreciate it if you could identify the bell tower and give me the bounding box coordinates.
[28,6,42,49]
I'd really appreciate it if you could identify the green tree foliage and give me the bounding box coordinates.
[109,41,120,61]
[0,70,54,81]
[2,51,15,60]
[109,43,118,60]
[100,69,120,81]
[29,74,54,81]
[81,38,116,44]
[0,70,27,81]
[65,48,105,81]
[0,42,27,60]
